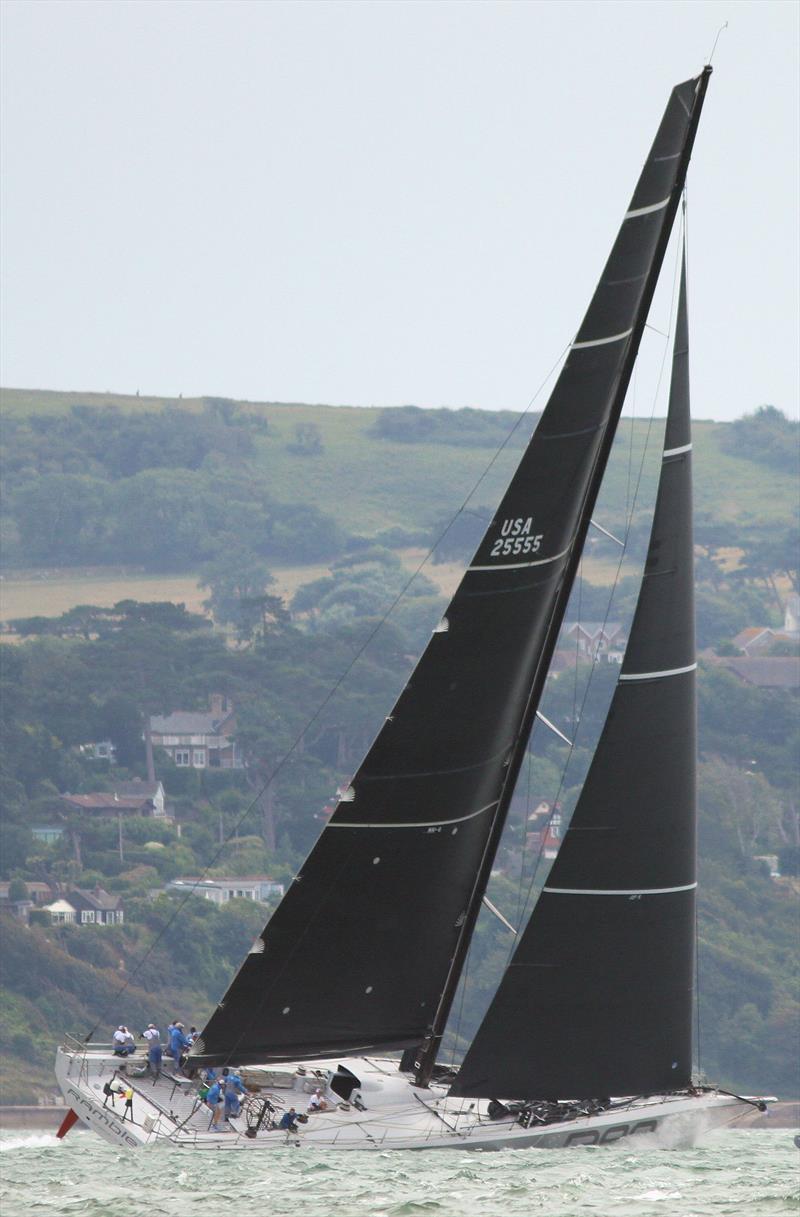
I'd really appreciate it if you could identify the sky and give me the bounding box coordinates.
[1,0,798,422]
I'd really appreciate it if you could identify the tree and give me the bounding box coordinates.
[199,546,275,635]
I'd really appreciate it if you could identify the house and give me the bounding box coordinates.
[525,801,563,859]
[165,876,285,905]
[78,739,117,763]
[60,780,167,819]
[561,622,627,663]
[0,881,55,906]
[785,594,800,637]
[0,881,55,924]
[730,627,795,657]
[41,898,77,925]
[706,656,800,690]
[31,826,65,845]
[150,694,242,769]
[65,887,124,925]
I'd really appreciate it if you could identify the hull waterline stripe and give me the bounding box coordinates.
[625,196,671,219]
[543,882,698,896]
[571,328,632,350]
[619,661,697,682]
[663,442,692,458]
[329,800,499,830]
[469,544,571,573]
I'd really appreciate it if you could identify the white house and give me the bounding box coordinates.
[166,876,285,905]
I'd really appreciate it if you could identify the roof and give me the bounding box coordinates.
[732,627,771,645]
[150,710,234,735]
[172,875,279,886]
[563,621,624,638]
[713,657,800,689]
[61,793,151,811]
[68,887,123,910]
[0,881,53,898]
[114,780,163,798]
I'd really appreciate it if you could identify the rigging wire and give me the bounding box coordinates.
[706,22,728,66]
[81,343,570,1042]
[506,211,689,949]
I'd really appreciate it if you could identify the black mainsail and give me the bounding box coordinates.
[190,71,710,1072]
[451,247,696,1101]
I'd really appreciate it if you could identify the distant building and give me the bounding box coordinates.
[41,887,124,926]
[706,656,800,690]
[731,627,795,657]
[150,694,242,769]
[561,622,627,663]
[65,886,124,925]
[0,881,55,906]
[0,881,55,924]
[31,826,64,845]
[525,801,563,860]
[165,876,285,905]
[60,780,166,819]
[78,739,117,763]
[785,594,800,637]
[41,899,77,925]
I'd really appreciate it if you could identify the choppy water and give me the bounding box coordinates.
[0,1128,796,1217]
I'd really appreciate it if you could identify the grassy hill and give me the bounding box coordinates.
[2,387,795,541]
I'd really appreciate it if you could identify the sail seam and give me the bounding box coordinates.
[625,196,671,219]
[469,544,571,572]
[571,329,633,350]
[543,882,697,895]
[663,442,692,457]
[328,799,499,830]
[618,661,697,682]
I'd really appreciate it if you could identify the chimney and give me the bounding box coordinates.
[209,692,226,717]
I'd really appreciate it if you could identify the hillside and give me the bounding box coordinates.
[0,388,796,1103]
[1,388,796,546]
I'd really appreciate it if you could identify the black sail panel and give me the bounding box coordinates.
[451,249,697,1100]
[191,76,709,1070]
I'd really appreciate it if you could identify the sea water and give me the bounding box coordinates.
[0,1128,796,1217]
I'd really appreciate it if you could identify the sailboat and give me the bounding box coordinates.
[55,65,770,1150]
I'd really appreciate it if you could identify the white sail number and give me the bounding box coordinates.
[490,517,543,558]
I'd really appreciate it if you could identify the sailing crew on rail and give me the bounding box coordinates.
[142,1024,162,1076]
[221,1067,246,1119]
[167,1021,190,1068]
[112,1026,135,1056]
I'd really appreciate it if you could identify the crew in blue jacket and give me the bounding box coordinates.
[220,1067,246,1119]
[167,1021,190,1067]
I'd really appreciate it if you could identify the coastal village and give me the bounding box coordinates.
[3,594,797,935]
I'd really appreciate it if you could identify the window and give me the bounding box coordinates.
[81,910,95,924]
[192,749,206,768]
[175,750,190,767]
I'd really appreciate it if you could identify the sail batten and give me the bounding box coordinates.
[190,72,709,1073]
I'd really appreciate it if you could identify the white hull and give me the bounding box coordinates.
[55,1043,764,1152]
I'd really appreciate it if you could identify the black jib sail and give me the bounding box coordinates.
[190,71,710,1071]
[451,246,696,1101]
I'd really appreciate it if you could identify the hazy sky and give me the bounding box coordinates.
[1,0,798,421]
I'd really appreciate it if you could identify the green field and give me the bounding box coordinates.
[0,553,468,627]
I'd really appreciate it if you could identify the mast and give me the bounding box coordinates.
[413,70,710,1086]
[189,71,709,1076]
[451,239,697,1100]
